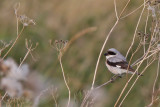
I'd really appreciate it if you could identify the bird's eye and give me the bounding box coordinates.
[108,51,116,55]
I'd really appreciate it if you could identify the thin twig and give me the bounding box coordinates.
[119,0,131,18]
[91,21,118,90]
[59,57,71,107]
[144,10,150,54]
[147,57,160,107]
[114,0,119,20]
[125,0,146,58]
[64,27,97,52]
[120,0,149,19]
[81,75,118,107]
[2,26,25,61]
[95,75,118,90]
[17,39,38,70]
[1,92,7,102]
[50,86,58,107]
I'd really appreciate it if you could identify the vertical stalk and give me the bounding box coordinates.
[59,57,71,107]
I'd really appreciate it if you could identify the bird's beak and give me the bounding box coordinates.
[104,53,108,56]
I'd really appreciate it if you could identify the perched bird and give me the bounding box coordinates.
[104,48,141,77]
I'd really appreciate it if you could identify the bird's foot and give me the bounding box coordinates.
[118,75,122,78]
[111,78,115,83]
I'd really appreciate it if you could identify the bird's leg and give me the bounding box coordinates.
[111,75,118,82]
[118,74,122,78]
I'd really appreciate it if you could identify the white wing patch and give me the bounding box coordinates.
[116,65,121,68]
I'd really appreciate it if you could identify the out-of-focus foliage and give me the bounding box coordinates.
[0,0,159,106]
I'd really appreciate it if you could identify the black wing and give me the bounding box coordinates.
[106,60,134,72]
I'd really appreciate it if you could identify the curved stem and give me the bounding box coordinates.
[147,58,160,106]
[120,0,148,19]
[59,57,71,107]
[125,0,146,58]
[91,20,119,90]
[17,50,30,71]
[2,26,25,60]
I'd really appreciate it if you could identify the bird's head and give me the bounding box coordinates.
[104,48,119,59]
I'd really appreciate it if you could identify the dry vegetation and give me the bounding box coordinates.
[0,0,160,107]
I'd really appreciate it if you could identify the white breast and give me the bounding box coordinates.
[105,63,132,75]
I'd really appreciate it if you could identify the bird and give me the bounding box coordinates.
[104,48,141,78]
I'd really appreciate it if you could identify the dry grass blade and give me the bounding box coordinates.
[64,27,97,52]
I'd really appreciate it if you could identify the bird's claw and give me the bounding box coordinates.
[111,77,115,83]
[118,75,122,78]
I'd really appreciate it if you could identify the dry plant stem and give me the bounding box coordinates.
[133,24,160,66]
[91,20,118,90]
[1,92,7,102]
[131,54,146,66]
[91,0,119,89]
[59,57,70,107]
[132,47,159,67]
[50,86,58,107]
[119,58,155,106]
[144,10,150,54]
[121,0,149,19]
[64,27,97,52]
[134,51,158,66]
[95,75,118,90]
[80,91,91,107]
[2,26,25,60]
[51,93,58,107]
[152,59,160,101]
[18,50,30,70]
[16,17,19,35]
[126,40,142,79]
[125,0,146,58]
[95,80,113,90]
[147,59,160,106]
[81,75,118,107]
[114,0,119,20]
[118,0,131,18]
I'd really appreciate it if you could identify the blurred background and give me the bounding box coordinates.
[0,0,159,106]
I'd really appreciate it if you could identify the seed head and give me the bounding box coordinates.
[50,40,68,59]
[18,15,36,26]
[14,2,20,16]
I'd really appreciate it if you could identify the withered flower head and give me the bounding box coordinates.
[137,31,150,40]
[54,40,68,51]
[18,15,36,26]
[14,2,20,16]
[50,40,68,59]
